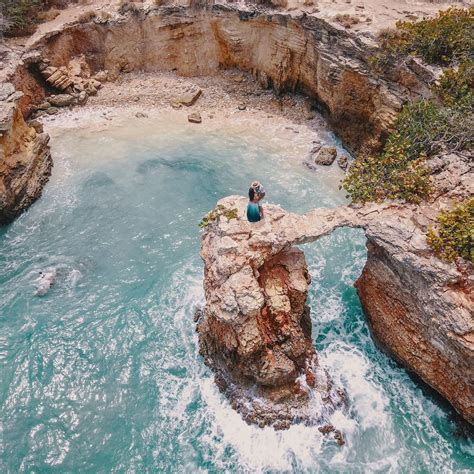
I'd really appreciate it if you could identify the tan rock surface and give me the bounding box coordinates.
[198,195,473,425]
[0,91,52,225]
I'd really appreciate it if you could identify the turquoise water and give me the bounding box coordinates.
[0,118,472,472]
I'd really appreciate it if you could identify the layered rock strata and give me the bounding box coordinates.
[198,196,473,425]
[11,2,434,154]
[0,85,52,225]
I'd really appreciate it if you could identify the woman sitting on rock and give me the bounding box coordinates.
[247,181,265,222]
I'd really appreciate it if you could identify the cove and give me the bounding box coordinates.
[0,115,472,472]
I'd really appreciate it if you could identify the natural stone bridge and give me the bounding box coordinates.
[196,196,473,431]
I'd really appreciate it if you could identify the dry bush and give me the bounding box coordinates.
[77,9,96,23]
[335,13,360,28]
[36,7,60,22]
[118,0,141,14]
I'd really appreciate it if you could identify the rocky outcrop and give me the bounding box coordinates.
[198,196,473,425]
[0,86,52,225]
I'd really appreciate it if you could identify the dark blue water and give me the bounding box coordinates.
[0,117,472,472]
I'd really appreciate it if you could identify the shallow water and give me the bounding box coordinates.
[0,116,472,472]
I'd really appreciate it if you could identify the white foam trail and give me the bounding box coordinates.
[199,377,326,472]
[321,342,389,431]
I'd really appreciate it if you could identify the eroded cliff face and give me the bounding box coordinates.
[198,196,473,426]
[13,4,433,154]
[356,241,474,423]
[0,86,52,225]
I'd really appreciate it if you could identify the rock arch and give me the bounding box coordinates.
[196,196,473,427]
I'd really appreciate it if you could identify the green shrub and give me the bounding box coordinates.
[426,199,474,263]
[0,0,43,36]
[344,8,473,204]
[342,96,472,203]
[0,0,68,36]
[199,205,238,228]
[377,7,474,67]
[342,139,431,204]
[434,60,474,106]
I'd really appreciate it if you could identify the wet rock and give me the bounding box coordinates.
[315,147,337,165]
[48,94,76,107]
[337,153,349,171]
[303,159,318,171]
[188,112,202,123]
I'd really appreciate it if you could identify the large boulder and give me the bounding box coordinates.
[48,94,76,107]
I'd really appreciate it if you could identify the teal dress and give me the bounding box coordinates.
[247,201,261,222]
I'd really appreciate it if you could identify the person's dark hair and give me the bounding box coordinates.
[249,187,255,200]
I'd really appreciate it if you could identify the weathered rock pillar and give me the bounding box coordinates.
[196,196,348,432]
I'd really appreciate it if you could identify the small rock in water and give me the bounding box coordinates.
[315,146,337,165]
[68,269,82,287]
[337,153,349,171]
[303,160,318,171]
[188,112,202,124]
[34,269,56,296]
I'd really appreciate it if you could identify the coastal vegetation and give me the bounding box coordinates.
[0,0,68,36]
[426,199,474,263]
[199,204,238,228]
[343,7,473,205]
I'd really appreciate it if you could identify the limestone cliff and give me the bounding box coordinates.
[12,2,433,154]
[0,85,52,225]
[198,196,473,425]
